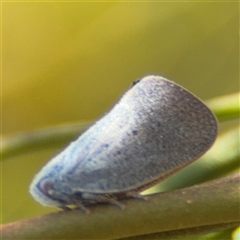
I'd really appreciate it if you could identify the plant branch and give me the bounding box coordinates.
[1,173,239,240]
[119,223,238,240]
[206,92,240,121]
[1,122,90,160]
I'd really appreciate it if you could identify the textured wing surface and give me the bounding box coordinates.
[60,76,217,193]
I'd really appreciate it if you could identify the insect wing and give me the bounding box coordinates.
[60,76,217,194]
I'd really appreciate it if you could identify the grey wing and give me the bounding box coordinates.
[63,76,217,194]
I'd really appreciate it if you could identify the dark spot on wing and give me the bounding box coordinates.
[132,130,138,135]
[130,79,141,88]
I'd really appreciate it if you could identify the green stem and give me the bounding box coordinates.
[206,92,240,121]
[1,122,90,160]
[120,224,237,240]
[1,173,239,240]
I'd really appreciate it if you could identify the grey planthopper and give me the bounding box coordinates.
[30,75,218,213]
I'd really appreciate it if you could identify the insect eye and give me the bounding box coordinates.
[39,179,54,195]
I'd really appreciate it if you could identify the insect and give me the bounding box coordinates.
[30,75,218,213]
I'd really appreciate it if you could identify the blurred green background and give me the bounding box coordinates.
[2,2,238,224]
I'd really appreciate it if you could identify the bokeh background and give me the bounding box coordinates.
[2,2,238,223]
